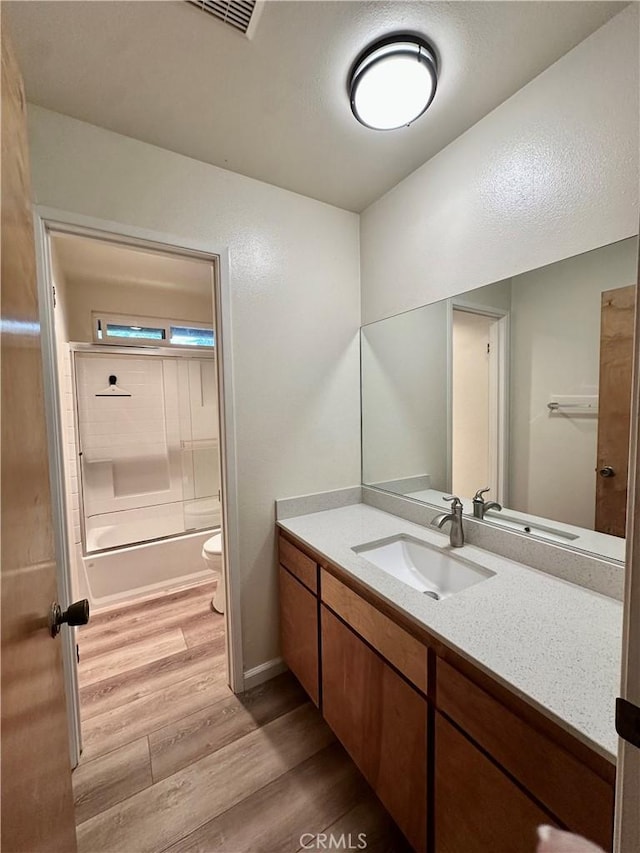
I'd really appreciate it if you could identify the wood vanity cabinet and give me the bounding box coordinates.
[276,530,615,853]
[277,532,429,851]
[435,659,615,852]
[278,535,319,705]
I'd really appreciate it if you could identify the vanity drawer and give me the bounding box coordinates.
[278,533,318,594]
[321,569,428,694]
[436,659,614,850]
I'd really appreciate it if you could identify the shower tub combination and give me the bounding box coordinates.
[71,346,222,611]
[79,527,217,610]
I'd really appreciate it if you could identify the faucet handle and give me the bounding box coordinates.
[443,495,463,509]
[474,487,491,500]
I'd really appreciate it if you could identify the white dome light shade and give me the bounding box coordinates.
[353,55,434,129]
[349,37,438,131]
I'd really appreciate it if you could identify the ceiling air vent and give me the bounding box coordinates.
[187,1,257,35]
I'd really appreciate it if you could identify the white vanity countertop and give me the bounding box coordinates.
[277,503,623,763]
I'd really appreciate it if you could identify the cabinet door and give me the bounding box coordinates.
[321,606,427,852]
[436,659,614,849]
[435,713,555,853]
[279,566,319,705]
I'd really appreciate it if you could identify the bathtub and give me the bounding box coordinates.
[78,529,218,612]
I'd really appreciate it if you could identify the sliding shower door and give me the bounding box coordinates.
[178,357,221,527]
[74,350,219,553]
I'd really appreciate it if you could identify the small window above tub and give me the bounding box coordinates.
[92,313,214,349]
[170,325,215,347]
[99,321,166,342]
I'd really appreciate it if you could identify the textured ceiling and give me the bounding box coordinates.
[6,1,627,211]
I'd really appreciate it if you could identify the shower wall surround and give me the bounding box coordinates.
[74,350,220,552]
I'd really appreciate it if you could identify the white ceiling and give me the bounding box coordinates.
[7,1,626,212]
[51,233,213,297]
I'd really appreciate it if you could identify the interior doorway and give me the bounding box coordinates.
[596,283,636,537]
[34,213,242,772]
[450,305,508,504]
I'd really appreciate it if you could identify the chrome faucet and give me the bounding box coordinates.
[432,496,465,548]
[472,487,503,519]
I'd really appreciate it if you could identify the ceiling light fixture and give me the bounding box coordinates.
[349,34,438,131]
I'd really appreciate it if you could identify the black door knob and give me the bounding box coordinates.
[49,599,90,638]
[599,466,616,478]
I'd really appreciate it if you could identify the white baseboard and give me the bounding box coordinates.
[243,657,287,691]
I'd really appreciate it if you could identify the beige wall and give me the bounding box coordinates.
[63,277,213,343]
[29,105,361,674]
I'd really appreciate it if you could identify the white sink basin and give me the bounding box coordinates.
[353,534,495,601]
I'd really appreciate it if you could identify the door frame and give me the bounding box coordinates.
[33,213,83,767]
[614,264,640,850]
[446,299,510,504]
[595,284,636,538]
[33,206,244,762]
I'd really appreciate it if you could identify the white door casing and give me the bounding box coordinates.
[614,255,640,852]
[33,208,244,763]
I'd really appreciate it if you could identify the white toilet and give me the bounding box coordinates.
[184,498,221,531]
[202,532,225,613]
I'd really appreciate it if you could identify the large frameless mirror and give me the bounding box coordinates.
[361,236,639,563]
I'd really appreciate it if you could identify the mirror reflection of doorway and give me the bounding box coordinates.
[595,284,636,537]
[451,307,506,503]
